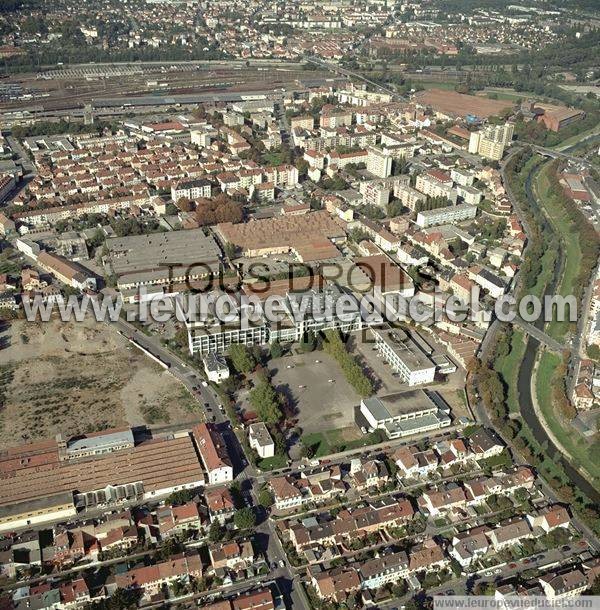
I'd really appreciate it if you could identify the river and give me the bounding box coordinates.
[516,160,600,504]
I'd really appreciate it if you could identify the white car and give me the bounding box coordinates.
[201,380,208,387]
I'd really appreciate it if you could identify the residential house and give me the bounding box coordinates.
[208,540,254,572]
[269,476,306,512]
[418,484,467,517]
[359,551,409,590]
[539,569,588,600]
[434,438,470,470]
[486,518,533,551]
[58,578,91,609]
[193,424,233,485]
[310,566,361,602]
[100,526,138,554]
[527,505,570,533]
[231,589,275,610]
[205,487,235,524]
[114,553,203,597]
[449,526,490,568]
[347,459,389,491]
[408,539,447,573]
[468,429,504,460]
[248,423,275,459]
[157,502,203,539]
[393,446,438,479]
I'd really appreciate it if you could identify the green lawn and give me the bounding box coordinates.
[302,428,384,457]
[416,80,458,91]
[535,351,600,485]
[257,455,288,471]
[534,163,582,342]
[481,88,531,101]
[261,151,288,166]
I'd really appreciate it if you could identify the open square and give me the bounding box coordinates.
[269,350,360,435]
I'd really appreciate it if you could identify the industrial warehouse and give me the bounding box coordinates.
[0,426,221,532]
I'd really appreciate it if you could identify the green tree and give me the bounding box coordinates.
[323,330,373,397]
[258,487,274,508]
[223,241,236,259]
[269,340,284,359]
[234,507,256,530]
[299,332,317,352]
[300,442,314,459]
[228,480,243,508]
[228,344,256,374]
[249,380,283,424]
[208,520,224,543]
[587,575,600,595]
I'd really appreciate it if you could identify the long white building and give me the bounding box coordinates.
[371,327,436,386]
[416,203,477,228]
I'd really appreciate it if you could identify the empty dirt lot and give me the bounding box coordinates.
[0,318,200,449]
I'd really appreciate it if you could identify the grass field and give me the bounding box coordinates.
[533,163,582,342]
[416,80,458,91]
[554,124,600,152]
[262,151,288,166]
[481,88,530,101]
[494,329,527,414]
[257,455,288,471]
[535,351,600,485]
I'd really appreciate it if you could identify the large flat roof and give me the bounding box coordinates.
[215,210,345,259]
[0,435,203,507]
[372,327,435,372]
[67,428,134,453]
[363,389,438,420]
[384,411,451,436]
[107,228,222,276]
[0,491,74,520]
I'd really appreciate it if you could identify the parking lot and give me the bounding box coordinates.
[269,350,360,434]
[352,329,408,395]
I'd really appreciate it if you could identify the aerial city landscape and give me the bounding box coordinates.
[0,0,599,608]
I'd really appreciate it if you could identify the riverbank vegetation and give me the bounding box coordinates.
[473,147,600,534]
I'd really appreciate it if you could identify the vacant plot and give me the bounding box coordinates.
[0,318,201,448]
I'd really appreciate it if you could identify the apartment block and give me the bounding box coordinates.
[361,180,391,209]
[415,171,457,202]
[468,123,514,161]
[171,178,212,201]
[394,184,427,211]
[416,203,477,228]
[366,146,393,178]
